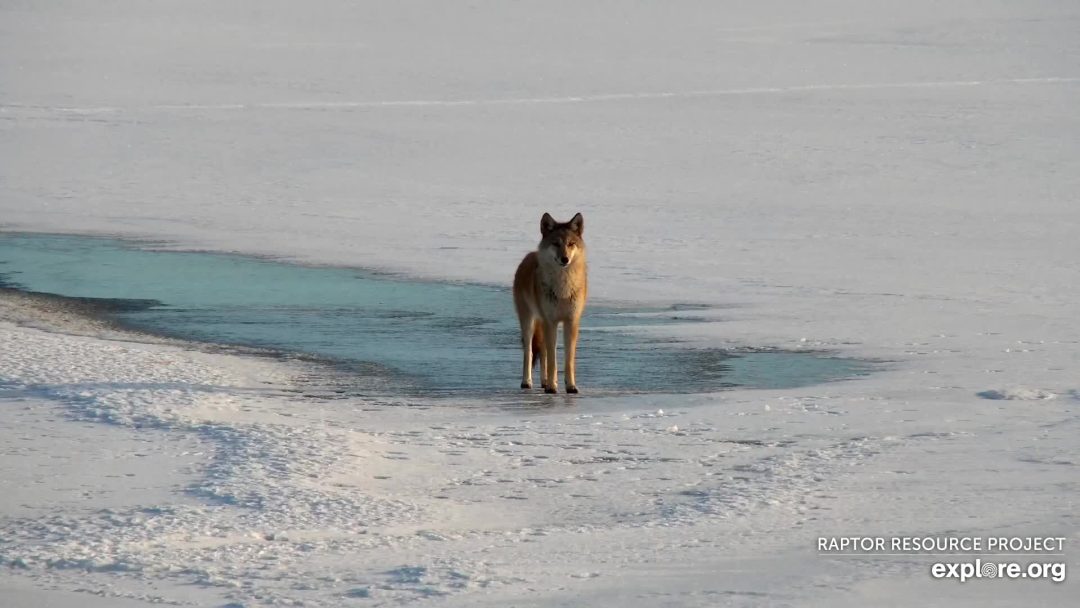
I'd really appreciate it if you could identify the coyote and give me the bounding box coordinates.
[513,212,587,393]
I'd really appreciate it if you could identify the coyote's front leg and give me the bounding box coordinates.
[543,320,559,393]
[564,317,579,393]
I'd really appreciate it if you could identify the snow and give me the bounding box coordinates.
[2,1,1079,606]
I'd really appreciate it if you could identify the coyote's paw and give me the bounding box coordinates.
[566,385,579,394]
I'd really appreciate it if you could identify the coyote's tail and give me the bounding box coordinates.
[530,320,544,369]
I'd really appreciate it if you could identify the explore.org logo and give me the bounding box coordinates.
[817,535,1067,583]
[930,558,1065,583]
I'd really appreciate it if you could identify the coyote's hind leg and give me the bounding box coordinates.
[520,317,535,389]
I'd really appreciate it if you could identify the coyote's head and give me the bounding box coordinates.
[538,212,585,268]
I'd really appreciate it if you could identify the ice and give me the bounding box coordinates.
[975,387,1056,401]
[2,1,1079,606]
[0,233,872,396]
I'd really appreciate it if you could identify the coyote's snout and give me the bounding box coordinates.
[513,212,588,394]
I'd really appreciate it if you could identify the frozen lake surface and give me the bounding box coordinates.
[1,1,1077,606]
[0,233,870,397]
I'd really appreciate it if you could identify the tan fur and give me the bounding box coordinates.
[513,212,588,393]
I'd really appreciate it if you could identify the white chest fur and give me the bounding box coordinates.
[536,260,587,320]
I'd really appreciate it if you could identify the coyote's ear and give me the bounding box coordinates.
[568,212,584,235]
[540,212,557,236]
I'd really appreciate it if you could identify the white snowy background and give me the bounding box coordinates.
[1,1,1077,606]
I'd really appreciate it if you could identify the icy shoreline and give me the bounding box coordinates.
[1,267,1074,606]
